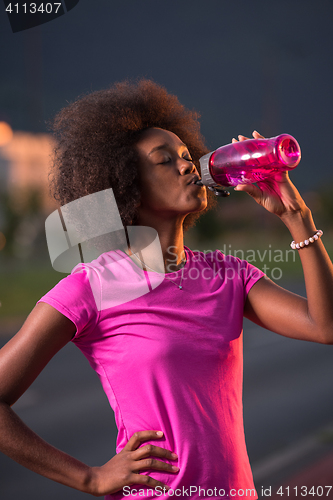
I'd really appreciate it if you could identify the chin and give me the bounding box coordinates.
[188,200,208,214]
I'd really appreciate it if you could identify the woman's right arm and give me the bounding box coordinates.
[0,303,178,496]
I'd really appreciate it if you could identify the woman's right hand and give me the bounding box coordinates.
[88,430,179,496]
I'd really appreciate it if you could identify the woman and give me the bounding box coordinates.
[0,79,332,499]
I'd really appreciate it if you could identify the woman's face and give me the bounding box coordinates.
[135,128,207,223]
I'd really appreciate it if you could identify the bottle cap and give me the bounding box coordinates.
[199,152,217,186]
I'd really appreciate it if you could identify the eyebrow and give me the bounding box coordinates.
[148,142,188,156]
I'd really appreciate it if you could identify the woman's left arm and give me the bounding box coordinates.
[236,132,333,344]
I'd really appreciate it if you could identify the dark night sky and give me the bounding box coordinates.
[1,0,333,190]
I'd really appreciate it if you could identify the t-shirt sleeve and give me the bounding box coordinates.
[214,250,265,298]
[242,259,266,296]
[37,267,99,341]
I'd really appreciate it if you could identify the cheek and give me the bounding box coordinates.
[140,180,168,208]
[140,171,173,199]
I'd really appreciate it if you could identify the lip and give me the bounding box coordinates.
[187,174,202,185]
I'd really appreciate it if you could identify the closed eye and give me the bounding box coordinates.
[158,155,192,164]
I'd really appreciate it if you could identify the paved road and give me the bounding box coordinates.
[243,319,333,461]
[0,281,332,499]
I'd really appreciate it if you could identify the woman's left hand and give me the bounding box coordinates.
[232,131,307,219]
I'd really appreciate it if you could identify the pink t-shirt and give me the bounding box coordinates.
[38,247,264,500]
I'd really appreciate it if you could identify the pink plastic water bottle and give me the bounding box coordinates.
[198,134,301,191]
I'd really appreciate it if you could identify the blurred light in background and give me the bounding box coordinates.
[0,122,13,147]
[0,129,57,262]
[0,130,56,212]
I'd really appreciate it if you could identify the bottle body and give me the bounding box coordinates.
[199,134,301,187]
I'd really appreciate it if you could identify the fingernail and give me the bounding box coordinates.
[156,431,163,437]
[172,466,180,471]
[171,452,178,459]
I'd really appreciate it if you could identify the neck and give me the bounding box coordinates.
[129,211,186,273]
[155,222,186,273]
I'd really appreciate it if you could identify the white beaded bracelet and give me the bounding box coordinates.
[290,230,323,250]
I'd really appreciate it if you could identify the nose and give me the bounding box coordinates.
[179,158,197,176]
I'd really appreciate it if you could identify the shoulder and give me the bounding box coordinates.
[37,263,101,341]
[185,246,265,290]
[185,246,250,269]
[38,267,93,306]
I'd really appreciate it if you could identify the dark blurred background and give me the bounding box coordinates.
[0,1,333,498]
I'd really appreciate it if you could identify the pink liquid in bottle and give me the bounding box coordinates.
[199,134,301,188]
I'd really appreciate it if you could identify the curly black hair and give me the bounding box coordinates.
[49,79,217,231]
